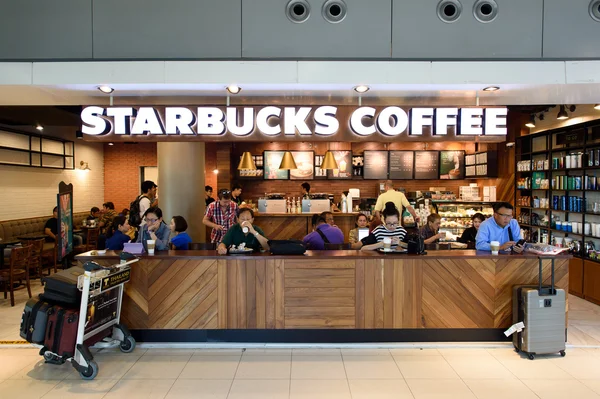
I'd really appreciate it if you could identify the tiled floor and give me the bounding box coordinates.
[0,282,599,398]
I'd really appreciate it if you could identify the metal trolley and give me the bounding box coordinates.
[40,257,139,380]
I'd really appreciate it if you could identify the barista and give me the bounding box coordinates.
[301,182,311,199]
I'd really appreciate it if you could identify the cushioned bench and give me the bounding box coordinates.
[0,212,89,251]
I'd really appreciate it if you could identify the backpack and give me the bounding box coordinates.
[128,195,146,227]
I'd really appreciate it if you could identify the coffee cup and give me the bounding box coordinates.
[147,239,156,255]
[490,241,500,255]
[242,227,249,234]
[383,237,392,251]
[554,237,563,248]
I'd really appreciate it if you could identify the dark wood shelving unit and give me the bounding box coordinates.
[0,127,75,169]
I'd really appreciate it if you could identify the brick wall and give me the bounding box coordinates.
[103,142,157,212]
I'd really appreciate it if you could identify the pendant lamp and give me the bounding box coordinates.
[278,151,298,170]
[237,152,257,170]
[321,151,339,170]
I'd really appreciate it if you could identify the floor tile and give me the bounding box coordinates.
[242,348,292,356]
[65,355,139,380]
[93,347,147,357]
[437,348,492,356]
[393,355,459,379]
[292,348,341,356]
[10,358,73,380]
[142,348,197,356]
[291,355,346,379]
[123,355,191,379]
[463,379,539,399]
[0,355,38,379]
[193,349,243,356]
[348,379,413,399]
[389,348,440,356]
[289,379,351,399]
[406,379,476,399]
[495,358,573,379]
[235,355,291,379]
[342,355,403,379]
[582,380,600,395]
[0,348,44,356]
[522,379,600,399]
[179,355,240,379]
[443,355,515,379]
[228,379,290,399]
[164,379,231,399]
[0,379,59,399]
[341,348,391,356]
[42,379,119,399]
[551,356,600,379]
[103,379,175,399]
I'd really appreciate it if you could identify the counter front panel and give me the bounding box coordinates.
[77,251,569,342]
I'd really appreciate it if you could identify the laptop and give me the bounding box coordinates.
[357,228,370,241]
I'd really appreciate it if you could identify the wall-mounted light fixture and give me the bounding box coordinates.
[79,161,91,172]
[595,104,600,110]
[36,125,44,131]
[76,131,83,139]
[525,115,536,128]
[213,169,219,174]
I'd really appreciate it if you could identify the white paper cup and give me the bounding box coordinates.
[383,237,392,251]
[554,237,563,247]
[147,239,156,255]
[490,241,500,255]
[242,227,249,234]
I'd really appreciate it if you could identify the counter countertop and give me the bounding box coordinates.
[76,249,571,261]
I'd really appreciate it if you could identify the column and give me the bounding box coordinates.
[157,142,206,242]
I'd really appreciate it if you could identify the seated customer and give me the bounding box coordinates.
[458,213,485,244]
[476,202,524,253]
[302,212,344,250]
[98,202,117,235]
[419,213,445,244]
[169,216,193,250]
[217,208,269,254]
[87,207,100,221]
[105,216,131,250]
[359,202,408,251]
[45,206,83,246]
[349,213,369,245]
[136,207,170,251]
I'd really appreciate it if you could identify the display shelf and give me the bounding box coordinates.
[550,210,585,214]
[551,168,586,172]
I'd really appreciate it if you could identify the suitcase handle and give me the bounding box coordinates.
[538,257,556,295]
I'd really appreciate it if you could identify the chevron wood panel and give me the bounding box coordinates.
[254,216,309,241]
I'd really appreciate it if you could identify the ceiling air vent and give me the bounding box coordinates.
[322,0,347,23]
[473,0,498,23]
[286,0,311,23]
[590,0,600,22]
[437,0,462,23]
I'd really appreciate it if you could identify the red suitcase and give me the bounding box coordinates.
[44,306,79,359]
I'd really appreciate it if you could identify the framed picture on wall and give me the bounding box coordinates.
[263,151,290,180]
[290,151,314,180]
[327,150,353,179]
[439,150,465,180]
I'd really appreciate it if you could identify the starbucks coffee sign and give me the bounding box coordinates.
[80,105,507,141]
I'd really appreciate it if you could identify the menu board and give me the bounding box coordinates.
[363,151,389,180]
[327,150,353,179]
[290,151,314,180]
[439,150,465,180]
[414,151,439,180]
[389,151,414,179]
[263,151,290,180]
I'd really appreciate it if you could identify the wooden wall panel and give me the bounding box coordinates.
[254,216,309,241]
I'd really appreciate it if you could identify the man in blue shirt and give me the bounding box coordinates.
[303,213,344,250]
[476,202,524,253]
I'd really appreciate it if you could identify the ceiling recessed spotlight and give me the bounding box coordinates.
[108,142,114,146]
[353,85,370,93]
[76,131,83,139]
[557,105,569,120]
[35,125,44,131]
[483,86,500,92]
[213,169,219,174]
[97,85,114,94]
[525,115,536,128]
[226,85,241,94]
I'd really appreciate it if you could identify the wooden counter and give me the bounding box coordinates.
[76,250,569,342]
[253,212,359,240]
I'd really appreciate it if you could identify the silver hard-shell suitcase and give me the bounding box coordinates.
[513,257,566,360]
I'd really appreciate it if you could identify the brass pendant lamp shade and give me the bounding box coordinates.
[237,152,257,170]
[278,151,298,170]
[321,151,339,170]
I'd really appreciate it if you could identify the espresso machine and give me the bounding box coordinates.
[301,193,331,213]
[258,193,287,214]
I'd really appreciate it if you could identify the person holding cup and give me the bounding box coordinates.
[476,202,524,254]
[217,208,270,255]
[419,214,445,245]
[136,207,170,252]
[359,202,408,251]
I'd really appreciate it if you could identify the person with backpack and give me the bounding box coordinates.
[302,212,344,250]
[129,180,157,229]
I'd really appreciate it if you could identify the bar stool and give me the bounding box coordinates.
[0,245,32,306]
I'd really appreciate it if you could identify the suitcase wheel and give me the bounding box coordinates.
[528,353,535,360]
[79,360,99,380]
[119,336,136,353]
[560,350,566,357]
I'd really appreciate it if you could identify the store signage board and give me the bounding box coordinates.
[80,105,507,142]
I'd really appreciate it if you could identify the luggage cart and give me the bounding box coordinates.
[40,257,139,380]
